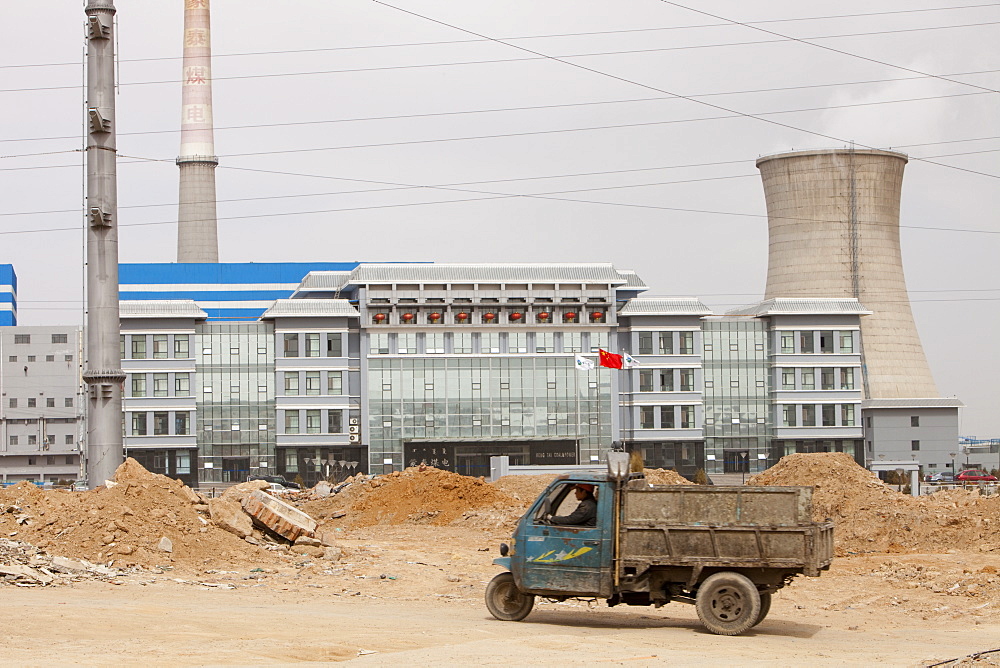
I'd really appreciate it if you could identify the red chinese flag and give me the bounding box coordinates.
[598,349,623,369]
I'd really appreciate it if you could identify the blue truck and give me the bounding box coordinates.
[486,457,834,635]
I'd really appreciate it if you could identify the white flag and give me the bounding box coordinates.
[575,355,595,371]
[622,351,639,368]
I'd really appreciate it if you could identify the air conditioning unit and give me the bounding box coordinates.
[349,434,360,443]
[349,417,359,425]
[349,425,359,434]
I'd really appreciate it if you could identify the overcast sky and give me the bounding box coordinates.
[4,1,998,437]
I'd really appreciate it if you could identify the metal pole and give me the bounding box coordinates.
[83,0,125,486]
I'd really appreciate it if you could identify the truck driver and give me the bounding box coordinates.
[547,484,597,526]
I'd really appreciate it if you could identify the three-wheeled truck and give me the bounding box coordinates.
[486,455,834,635]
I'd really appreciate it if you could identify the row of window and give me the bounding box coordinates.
[637,368,697,392]
[8,354,73,363]
[7,397,75,408]
[638,405,697,429]
[12,334,69,344]
[779,367,857,391]
[8,434,75,446]
[281,409,345,434]
[20,455,77,466]
[126,411,191,436]
[283,370,343,396]
[370,331,609,355]
[128,373,191,398]
[282,333,344,358]
[781,403,857,427]
[779,330,855,355]
[121,334,190,360]
[636,331,696,355]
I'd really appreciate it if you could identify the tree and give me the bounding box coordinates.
[693,468,708,485]
[629,451,645,473]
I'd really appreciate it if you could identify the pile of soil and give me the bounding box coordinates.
[643,468,694,485]
[303,467,521,528]
[0,459,283,572]
[491,474,557,503]
[748,453,1000,555]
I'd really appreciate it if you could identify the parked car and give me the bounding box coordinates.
[955,469,998,482]
[925,472,955,482]
[248,474,300,489]
[266,482,293,495]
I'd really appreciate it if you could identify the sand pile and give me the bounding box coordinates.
[643,469,694,485]
[748,453,1000,555]
[303,466,522,527]
[0,459,284,572]
[492,474,558,503]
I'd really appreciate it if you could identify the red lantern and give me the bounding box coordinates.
[373,313,387,323]
[483,312,496,322]
[564,311,577,322]
[510,312,523,321]
[537,312,550,322]
[456,311,470,322]
[429,312,442,322]
[590,311,604,321]
[401,312,415,322]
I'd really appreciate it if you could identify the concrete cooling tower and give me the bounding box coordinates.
[756,148,938,399]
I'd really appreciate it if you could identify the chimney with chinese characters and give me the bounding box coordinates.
[176,0,219,262]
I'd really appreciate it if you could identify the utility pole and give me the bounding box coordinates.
[83,0,125,486]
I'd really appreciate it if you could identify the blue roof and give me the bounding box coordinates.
[120,262,358,285]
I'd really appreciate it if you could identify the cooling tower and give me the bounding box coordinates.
[756,148,938,399]
[176,0,219,262]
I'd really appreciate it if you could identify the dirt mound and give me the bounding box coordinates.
[748,453,1000,555]
[0,458,284,573]
[643,468,694,485]
[491,474,557,503]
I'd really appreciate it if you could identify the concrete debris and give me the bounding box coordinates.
[242,490,317,542]
[208,498,253,539]
[157,537,173,553]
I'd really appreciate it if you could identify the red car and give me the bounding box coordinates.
[955,469,999,482]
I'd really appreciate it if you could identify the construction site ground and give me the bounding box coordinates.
[3,454,1000,666]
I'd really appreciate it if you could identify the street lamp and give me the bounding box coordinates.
[949,452,957,474]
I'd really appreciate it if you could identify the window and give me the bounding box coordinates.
[285,451,298,474]
[152,334,168,359]
[120,335,126,359]
[14,334,29,344]
[660,406,675,429]
[679,369,694,392]
[910,415,920,427]
[397,333,417,354]
[175,373,190,396]
[563,332,583,353]
[305,333,321,357]
[589,331,609,353]
[911,440,920,451]
[426,333,445,354]
[678,332,694,355]
[65,434,74,445]
[153,373,168,397]
[153,412,170,436]
[839,331,854,353]
[819,331,834,354]
[131,336,146,359]
[680,405,695,428]
[481,332,501,354]
[801,369,815,390]
[28,435,37,445]
[306,410,321,434]
[46,398,55,408]
[802,405,816,427]
[27,355,35,362]
[453,332,473,354]
[45,355,55,362]
[283,372,299,396]
[821,368,835,390]
[283,334,299,357]
[131,374,146,398]
[317,371,342,396]
[65,355,73,362]
[326,333,343,357]
[174,335,190,358]
[7,356,15,362]
[780,332,794,354]
[822,404,836,427]
[284,411,299,434]
[328,410,343,433]
[783,405,797,427]
[370,333,390,355]
[799,331,814,354]
[840,368,855,390]
[535,332,555,353]
[8,436,17,445]
[27,398,36,408]
[842,404,855,426]
[659,370,674,392]
[658,332,673,355]
[639,369,654,392]
[131,412,147,436]
[8,398,15,408]
[639,406,655,429]
[50,333,68,344]
[64,397,73,407]
[305,371,321,395]
[638,332,653,355]
[174,412,189,435]
[781,369,795,390]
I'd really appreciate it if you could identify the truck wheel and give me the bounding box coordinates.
[695,572,761,636]
[485,572,535,622]
[753,591,771,627]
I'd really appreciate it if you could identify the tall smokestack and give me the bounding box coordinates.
[176,0,219,262]
[756,148,938,399]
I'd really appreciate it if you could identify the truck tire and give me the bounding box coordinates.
[485,572,535,622]
[753,591,772,627]
[695,572,761,636]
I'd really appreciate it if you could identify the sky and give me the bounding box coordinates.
[3,1,998,438]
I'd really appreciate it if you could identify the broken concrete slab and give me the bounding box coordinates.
[0,564,54,585]
[157,536,173,553]
[207,497,253,539]
[242,490,317,542]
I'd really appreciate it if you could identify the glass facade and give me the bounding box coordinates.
[196,323,275,484]
[702,319,771,475]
